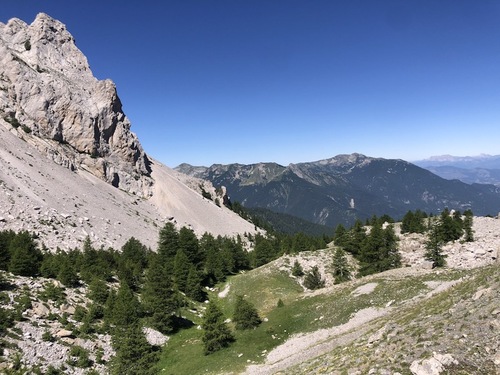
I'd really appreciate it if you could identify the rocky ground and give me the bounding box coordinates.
[1,216,499,374]
[0,120,258,252]
[0,274,168,374]
[240,216,500,375]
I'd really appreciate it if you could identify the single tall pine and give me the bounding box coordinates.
[201,300,234,355]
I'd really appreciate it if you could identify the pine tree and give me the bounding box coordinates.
[121,237,148,272]
[157,222,179,268]
[233,295,261,330]
[8,231,42,276]
[463,210,474,242]
[303,266,325,290]
[173,249,191,292]
[438,209,463,243]
[401,210,426,233]
[253,236,274,267]
[425,224,446,268]
[78,238,113,283]
[203,236,225,284]
[202,300,234,354]
[142,254,179,333]
[87,278,109,305]
[379,224,401,270]
[333,224,348,247]
[110,322,158,375]
[111,282,142,328]
[178,226,201,266]
[57,256,80,287]
[186,265,205,302]
[332,247,351,284]
[291,260,304,277]
[358,223,400,276]
[226,237,250,271]
[344,220,366,256]
[358,223,384,276]
[0,229,16,270]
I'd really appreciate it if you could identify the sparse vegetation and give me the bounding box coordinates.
[0,208,494,374]
[303,266,325,290]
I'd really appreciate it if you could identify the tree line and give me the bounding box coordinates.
[332,209,474,276]
[0,221,328,373]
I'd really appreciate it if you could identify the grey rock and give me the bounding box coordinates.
[0,13,153,197]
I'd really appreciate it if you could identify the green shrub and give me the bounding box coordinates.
[233,295,262,330]
[68,345,92,368]
[3,115,21,128]
[303,266,325,290]
[21,124,32,134]
[42,329,55,342]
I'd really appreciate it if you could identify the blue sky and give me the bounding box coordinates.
[2,1,500,167]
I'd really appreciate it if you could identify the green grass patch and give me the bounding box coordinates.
[158,264,475,374]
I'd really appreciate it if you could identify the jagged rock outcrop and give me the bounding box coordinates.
[0,13,152,197]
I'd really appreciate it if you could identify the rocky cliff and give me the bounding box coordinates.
[0,13,259,249]
[0,13,152,197]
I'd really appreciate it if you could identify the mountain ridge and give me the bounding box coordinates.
[176,154,500,227]
[414,154,500,186]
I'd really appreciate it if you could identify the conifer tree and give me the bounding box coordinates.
[103,289,117,327]
[438,209,463,243]
[332,247,351,284]
[87,278,109,305]
[186,265,205,302]
[233,295,261,330]
[463,210,474,242]
[201,300,234,354]
[8,231,42,276]
[178,226,201,266]
[142,254,179,333]
[291,260,304,277]
[110,322,158,375]
[57,256,80,287]
[344,220,366,256]
[425,224,446,268]
[121,237,148,272]
[358,223,400,276]
[112,282,142,328]
[303,266,325,290]
[333,224,348,247]
[157,223,179,268]
[0,229,16,270]
[220,242,236,274]
[227,237,250,271]
[203,236,225,284]
[173,249,191,292]
[253,236,274,267]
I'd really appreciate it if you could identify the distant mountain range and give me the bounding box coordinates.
[176,154,500,228]
[414,154,500,186]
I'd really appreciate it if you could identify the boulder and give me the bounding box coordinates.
[32,302,50,317]
[55,329,73,338]
[410,353,458,375]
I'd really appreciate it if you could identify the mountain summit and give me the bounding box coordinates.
[177,153,500,227]
[0,13,152,196]
[0,14,258,249]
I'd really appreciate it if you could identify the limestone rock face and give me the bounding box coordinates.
[0,13,152,196]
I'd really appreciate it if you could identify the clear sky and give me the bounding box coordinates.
[2,1,500,167]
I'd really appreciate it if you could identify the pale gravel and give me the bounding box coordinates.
[0,121,259,252]
[244,307,390,375]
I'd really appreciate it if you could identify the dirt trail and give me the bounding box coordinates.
[244,307,389,375]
